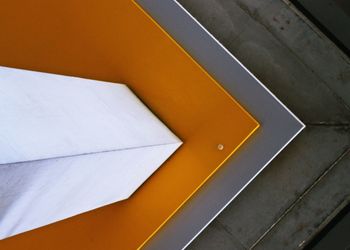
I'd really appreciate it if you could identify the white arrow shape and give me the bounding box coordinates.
[0,66,182,239]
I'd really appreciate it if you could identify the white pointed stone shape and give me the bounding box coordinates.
[0,66,182,239]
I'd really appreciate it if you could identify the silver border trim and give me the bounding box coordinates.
[135,1,305,249]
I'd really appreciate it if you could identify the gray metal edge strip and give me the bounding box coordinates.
[134,0,305,249]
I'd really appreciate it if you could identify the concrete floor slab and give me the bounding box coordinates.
[178,0,350,124]
[239,0,350,109]
[254,149,350,249]
[214,126,349,247]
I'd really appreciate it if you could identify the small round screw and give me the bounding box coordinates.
[217,144,224,151]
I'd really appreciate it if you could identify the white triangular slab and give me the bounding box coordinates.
[0,66,182,239]
[0,66,180,164]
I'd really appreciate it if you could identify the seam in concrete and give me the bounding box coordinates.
[280,0,350,63]
[249,148,350,249]
[305,122,350,127]
[298,196,350,248]
[216,220,249,250]
[234,0,350,113]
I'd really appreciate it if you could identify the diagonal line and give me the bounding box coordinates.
[216,219,249,249]
[250,148,350,249]
[0,141,182,168]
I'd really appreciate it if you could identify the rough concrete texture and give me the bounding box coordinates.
[176,0,350,249]
[178,0,350,124]
[216,126,350,247]
[254,150,350,249]
[189,220,246,250]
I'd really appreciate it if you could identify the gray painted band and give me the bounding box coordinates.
[135,1,305,249]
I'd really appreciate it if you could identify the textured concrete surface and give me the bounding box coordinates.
[176,0,350,249]
[295,0,350,53]
[254,150,350,249]
[311,200,350,250]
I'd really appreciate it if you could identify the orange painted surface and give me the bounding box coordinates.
[0,1,258,249]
